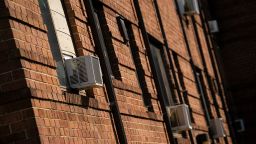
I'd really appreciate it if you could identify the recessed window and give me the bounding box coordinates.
[195,67,213,120]
[117,17,154,111]
[149,37,175,106]
[39,0,76,86]
[212,79,219,94]
[117,16,129,44]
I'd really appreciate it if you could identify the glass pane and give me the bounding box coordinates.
[150,44,174,105]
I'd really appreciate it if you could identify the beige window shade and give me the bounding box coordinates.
[46,0,76,57]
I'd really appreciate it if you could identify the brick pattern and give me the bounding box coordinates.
[122,115,168,143]
[32,99,116,144]
[139,0,163,42]
[210,0,256,143]
[157,0,232,143]
[0,0,47,143]
[0,0,232,143]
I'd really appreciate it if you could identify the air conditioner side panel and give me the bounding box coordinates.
[169,104,193,132]
[210,118,226,138]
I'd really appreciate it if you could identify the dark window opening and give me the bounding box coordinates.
[117,17,154,111]
[196,133,210,144]
[172,51,195,123]
[148,36,175,106]
[93,2,121,79]
[195,67,213,121]
[212,78,219,94]
[117,17,129,44]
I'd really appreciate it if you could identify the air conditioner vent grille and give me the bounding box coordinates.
[70,69,79,85]
[78,58,88,83]
[65,55,103,89]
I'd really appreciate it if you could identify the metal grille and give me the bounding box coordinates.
[70,69,79,85]
[78,57,88,83]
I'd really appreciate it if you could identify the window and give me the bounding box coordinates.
[92,3,121,78]
[172,51,195,123]
[117,17,129,44]
[212,78,219,94]
[149,38,174,106]
[39,0,76,86]
[117,17,154,111]
[195,68,213,121]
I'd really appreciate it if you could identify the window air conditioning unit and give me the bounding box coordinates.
[65,55,103,89]
[210,118,226,138]
[168,104,192,132]
[178,0,200,15]
[234,119,245,133]
[208,20,219,33]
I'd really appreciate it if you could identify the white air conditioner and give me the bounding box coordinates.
[178,0,200,15]
[65,55,103,89]
[208,20,219,33]
[168,104,193,132]
[210,118,226,138]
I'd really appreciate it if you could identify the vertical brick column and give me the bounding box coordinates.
[0,0,50,143]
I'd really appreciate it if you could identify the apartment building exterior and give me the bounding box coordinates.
[0,0,234,143]
[207,0,256,143]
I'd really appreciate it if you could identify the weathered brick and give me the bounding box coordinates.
[0,0,233,143]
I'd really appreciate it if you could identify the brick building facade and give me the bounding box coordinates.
[0,0,234,143]
[208,0,256,143]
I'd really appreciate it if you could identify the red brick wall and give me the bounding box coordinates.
[0,0,233,143]
[157,0,232,143]
[0,0,48,143]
